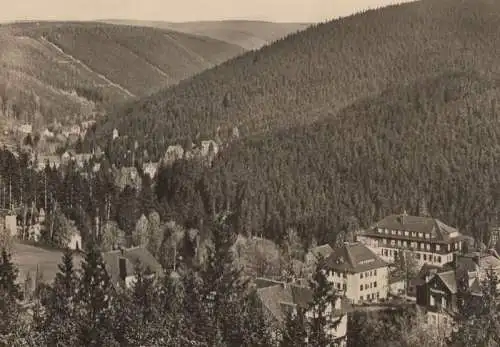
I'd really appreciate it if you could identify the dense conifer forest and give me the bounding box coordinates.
[155,71,500,246]
[95,0,500,158]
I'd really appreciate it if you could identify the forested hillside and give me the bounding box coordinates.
[155,72,500,246]
[0,22,244,126]
[96,0,500,159]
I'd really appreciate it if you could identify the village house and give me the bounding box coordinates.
[0,209,18,238]
[41,128,54,139]
[142,161,159,179]
[102,246,163,288]
[17,124,32,135]
[162,145,184,166]
[414,251,499,334]
[114,166,142,191]
[357,212,468,268]
[34,155,61,172]
[255,278,352,346]
[324,242,390,304]
[67,229,82,251]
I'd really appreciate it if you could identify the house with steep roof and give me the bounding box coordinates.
[102,246,163,288]
[256,278,351,346]
[324,242,390,304]
[415,252,495,332]
[357,212,468,267]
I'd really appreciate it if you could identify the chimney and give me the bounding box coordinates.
[119,257,127,282]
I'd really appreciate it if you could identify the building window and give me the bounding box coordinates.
[416,253,421,259]
[376,292,380,298]
[365,284,369,290]
[383,249,388,256]
[404,231,409,237]
[360,273,363,279]
[430,295,435,306]
[374,269,377,276]
[343,272,347,278]
[360,285,363,291]
[436,245,441,251]
[343,283,346,291]
[370,283,373,288]
[374,282,377,288]
[360,296,363,301]
[397,231,402,236]
[426,244,430,251]
[442,297,447,308]
[423,254,427,261]
[337,283,341,289]
[438,256,442,263]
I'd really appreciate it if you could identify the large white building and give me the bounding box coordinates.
[357,212,467,268]
[324,242,390,304]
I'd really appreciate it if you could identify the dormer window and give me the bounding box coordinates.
[404,231,409,237]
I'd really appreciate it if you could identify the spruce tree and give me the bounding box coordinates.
[200,211,248,345]
[280,308,308,347]
[39,248,79,346]
[307,256,342,347]
[76,242,117,347]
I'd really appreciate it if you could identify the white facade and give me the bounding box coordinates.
[357,234,459,268]
[327,266,389,304]
[67,232,82,250]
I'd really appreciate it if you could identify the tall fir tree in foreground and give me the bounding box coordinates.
[200,211,249,346]
[281,308,308,347]
[307,256,342,347]
[39,248,79,346]
[76,242,118,347]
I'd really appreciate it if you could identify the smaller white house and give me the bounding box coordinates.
[18,124,33,135]
[325,242,390,304]
[67,230,82,251]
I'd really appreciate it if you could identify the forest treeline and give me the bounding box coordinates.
[153,72,500,247]
[94,0,500,160]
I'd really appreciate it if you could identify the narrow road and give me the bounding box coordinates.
[40,36,135,98]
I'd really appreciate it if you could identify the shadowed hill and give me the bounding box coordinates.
[95,0,500,158]
[0,21,244,126]
[102,19,311,50]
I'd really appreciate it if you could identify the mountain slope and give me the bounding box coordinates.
[155,71,500,245]
[0,21,244,126]
[101,20,310,50]
[96,0,500,159]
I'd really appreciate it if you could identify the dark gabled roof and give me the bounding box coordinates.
[256,280,352,324]
[435,271,458,294]
[366,214,464,243]
[102,246,163,285]
[325,242,388,273]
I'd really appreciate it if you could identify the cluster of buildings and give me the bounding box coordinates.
[253,211,489,344]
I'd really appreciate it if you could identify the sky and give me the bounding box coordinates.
[0,0,417,23]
